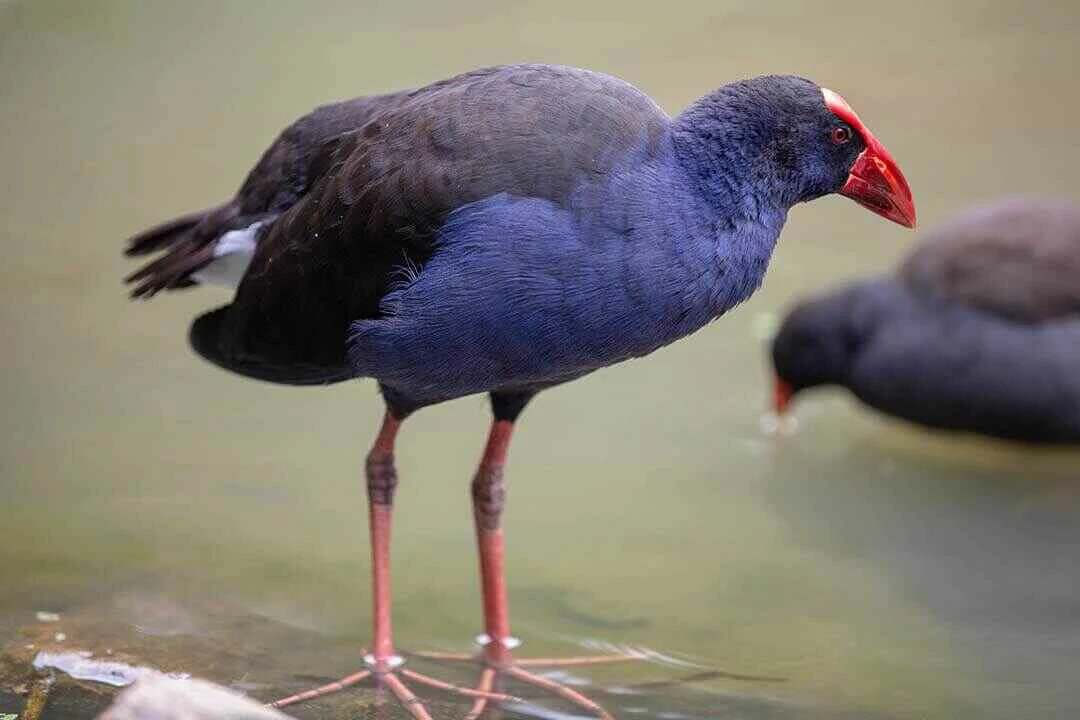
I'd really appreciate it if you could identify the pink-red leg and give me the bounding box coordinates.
[472,419,516,668]
[270,404,627,718]
[367,411,402,667]
[269,412,512,713]
[459,411,627,717]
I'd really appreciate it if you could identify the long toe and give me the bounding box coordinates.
[407,646,637,719]
[268,669,372,709]
[506,666,613,720]
[267,663,516,718]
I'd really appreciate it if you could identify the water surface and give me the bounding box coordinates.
[2,1,1079,718]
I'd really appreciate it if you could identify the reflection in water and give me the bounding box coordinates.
[2,1,1080,719]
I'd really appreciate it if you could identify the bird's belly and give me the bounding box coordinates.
[347,276,682,405]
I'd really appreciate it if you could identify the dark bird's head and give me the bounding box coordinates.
[770,286,873,415]
[674,75,916,228]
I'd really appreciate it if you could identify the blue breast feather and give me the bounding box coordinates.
[347,142,788,406]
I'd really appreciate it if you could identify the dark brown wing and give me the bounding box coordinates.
[123,89,417,297]
[215,64,669,370]
[900,197,1080,323]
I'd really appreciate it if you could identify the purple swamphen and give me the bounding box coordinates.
[773,197,1080,444]
[124,64,915,718]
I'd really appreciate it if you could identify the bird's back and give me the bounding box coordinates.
[128,65,672,380]
[900,197,1080,323]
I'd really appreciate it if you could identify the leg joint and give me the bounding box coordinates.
[471,465,505,530]
[366,452,398,505]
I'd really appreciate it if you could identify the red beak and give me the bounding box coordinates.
[773,377,794,416]
[822,88,916,229]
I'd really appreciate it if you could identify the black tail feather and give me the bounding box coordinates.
[126,243,215,299]
[124,208,214,257]
[189,306,355,387]
[124,203,241,298]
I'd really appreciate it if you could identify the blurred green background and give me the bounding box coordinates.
[1,1,1079,718]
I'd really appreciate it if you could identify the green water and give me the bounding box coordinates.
[1,1,1079,718]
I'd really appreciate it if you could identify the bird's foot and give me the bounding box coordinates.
[266,650,518,720]
[412,636,643,720]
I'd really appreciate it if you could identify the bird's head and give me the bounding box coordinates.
[675,76,916,228]
[769,286,871,416]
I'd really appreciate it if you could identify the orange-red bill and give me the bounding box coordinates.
[773,377,794,416]
[822,88,916,229]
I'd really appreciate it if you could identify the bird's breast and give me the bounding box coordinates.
[347,178,784,405]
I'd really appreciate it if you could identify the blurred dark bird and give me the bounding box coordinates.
[124,64,914,718]
[772,197,1080,444]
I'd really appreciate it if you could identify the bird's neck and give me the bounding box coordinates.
[658,123,789,319]
[676,197,787,323]
[671,94,797,214]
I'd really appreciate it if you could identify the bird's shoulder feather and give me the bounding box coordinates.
[222,64,671,366]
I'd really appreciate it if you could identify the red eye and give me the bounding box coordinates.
[831,126,852,144]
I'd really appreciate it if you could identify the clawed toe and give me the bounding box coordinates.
[268,669,372,709]
[268,648,630,718]
[267,662,512,720]
[407,646,639,719]
[505,665,613,720]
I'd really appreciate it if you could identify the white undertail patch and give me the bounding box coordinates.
[192,220,267,288]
